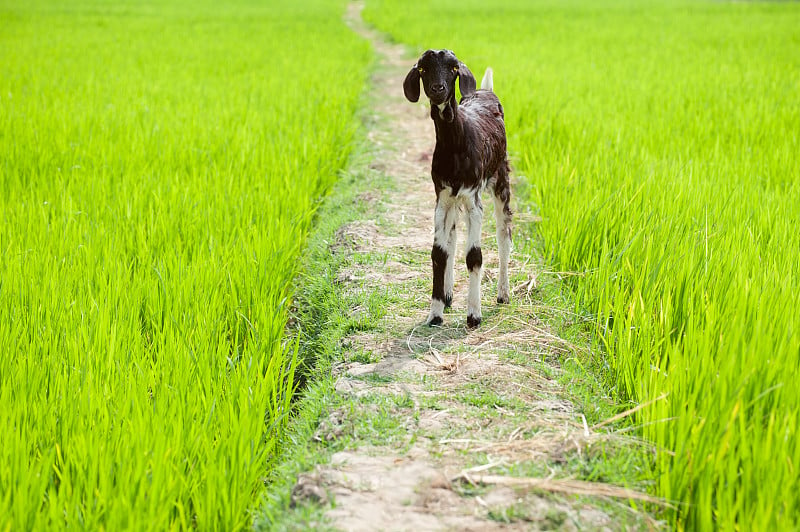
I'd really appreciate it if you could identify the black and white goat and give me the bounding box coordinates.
[403,49,512,328]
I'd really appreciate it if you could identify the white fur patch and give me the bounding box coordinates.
[464,194,483,320]
[493,195,511,302]
[467,267,482,318]
[436,101,449,119]
[428,299,445,323]
[444,214,458,299]
[433,189,457,247]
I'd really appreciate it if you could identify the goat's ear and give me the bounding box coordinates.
[403,65,421,102]
[457,62,476,98]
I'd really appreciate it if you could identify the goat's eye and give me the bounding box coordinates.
[418,68,424,73]
[453,66,458,72]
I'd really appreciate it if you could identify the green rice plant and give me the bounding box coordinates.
[0,0,369,528]
[365,0,800,528]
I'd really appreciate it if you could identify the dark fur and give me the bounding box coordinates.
[404,49,512,328]
[403,50,509,199]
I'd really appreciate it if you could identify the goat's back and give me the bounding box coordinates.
[461,90,505,139]
[460,90,507,178]
[461,90,504,119]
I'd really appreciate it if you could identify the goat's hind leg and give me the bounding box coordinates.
[493,170,512,304]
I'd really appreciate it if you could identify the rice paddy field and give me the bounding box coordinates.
[3,0,800,529]
[365,0,800,528]
[0,0,368,528]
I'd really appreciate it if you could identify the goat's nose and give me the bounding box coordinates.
[431,83,445,93]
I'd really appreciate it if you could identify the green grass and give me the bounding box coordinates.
[254,147,405,531]
[0,0,369,528]
[365,0,800,529]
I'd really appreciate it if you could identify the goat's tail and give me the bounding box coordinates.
[480,68,494,91]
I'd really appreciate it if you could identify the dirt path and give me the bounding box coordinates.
[285,3,663,530]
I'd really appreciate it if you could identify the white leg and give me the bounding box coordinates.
[493,194,511,304]
[428,191,455,325]
[464,193,483,328]
[444,209,458,308]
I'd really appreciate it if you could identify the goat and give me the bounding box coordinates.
[403,49,512,328]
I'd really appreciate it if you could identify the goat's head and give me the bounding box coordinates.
[403,49,476,121]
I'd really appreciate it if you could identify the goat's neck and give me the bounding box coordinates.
[431,95,465,149]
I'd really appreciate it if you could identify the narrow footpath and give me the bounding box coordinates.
[277,3,664,530]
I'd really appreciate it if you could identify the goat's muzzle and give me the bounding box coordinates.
[427,82,448,105]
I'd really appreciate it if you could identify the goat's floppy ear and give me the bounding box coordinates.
[403,65,421,102]
[457,62,476,98]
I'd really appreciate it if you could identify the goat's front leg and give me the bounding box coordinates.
[428,195,456,325]
[465,194,483,328]
[443,212,457,308]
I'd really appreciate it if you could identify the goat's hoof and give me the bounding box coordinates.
[443,294,453,309]
[428,316,444,327]
[497,295,510,304]
[466,315,482,329]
